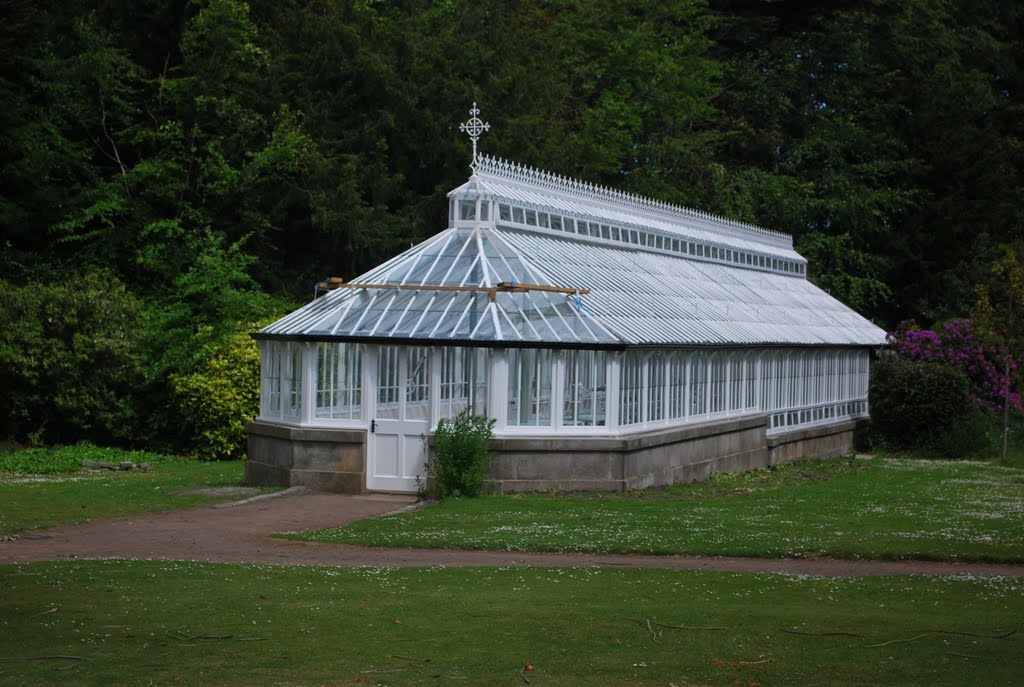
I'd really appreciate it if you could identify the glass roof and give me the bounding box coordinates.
[261,227,621,346]
[260,158,887,348]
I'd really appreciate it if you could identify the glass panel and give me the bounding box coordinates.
[538,212,549,228]
[376,346,400,419]
[459,200,476,220]
[316,342,362,420]
[668,352,686,419]
[480,201,490,221]
[728,354,740,411]
[261,341,282,418]
[618,351,643,426]
[550,216,563,231]
[601,225,610,239]
[647,352,665,422]
[745,355,756,409]
[563,350,607,427]
[507,348,553,427]
[525,209,537,226]
[406,346,430,421]
[283,342,303,419]
[690,354,708,416]
[499,204,511,221]
[440,347,490,419]
[512,207,525,224]
[610,226,620,241]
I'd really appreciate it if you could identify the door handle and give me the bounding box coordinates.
[371,419,376,434]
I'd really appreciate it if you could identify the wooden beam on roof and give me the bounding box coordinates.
[336,281,590,302]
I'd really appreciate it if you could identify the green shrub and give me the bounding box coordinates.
[870,355,988,457]
[0,274,145,446]
[427,410,496,498]
[171,328,260,461]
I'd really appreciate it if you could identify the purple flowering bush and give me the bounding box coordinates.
[887,319,1021,414]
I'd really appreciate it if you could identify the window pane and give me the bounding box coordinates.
[406,346,430,421]
[690,355,708,416]
[647,353,665,422]
[316,342,362,420]
[376,346,400,419]
[563,350,607,427]
[507,348,552,427]
[440,347,490,419]
[618,351,642,426]
[261,341,282,418]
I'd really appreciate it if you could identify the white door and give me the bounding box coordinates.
[367,346,431,492]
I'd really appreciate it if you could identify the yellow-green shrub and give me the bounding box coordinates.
[172,328,260,461]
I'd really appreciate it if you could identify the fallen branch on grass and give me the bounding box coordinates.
[863,633,932,648]
[654,621,728,631]
[29,607,58,619]
[915,629,1015,639]
[0,655,91,662]
[709,658,773,667]
[624,618,727,632]
[165,630,233,641]
[780,628,863,638]
[164,629,262,642]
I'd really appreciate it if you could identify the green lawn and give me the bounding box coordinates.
[1,560,1021,687]
[0,459,255,535]
[286,457,1024,562]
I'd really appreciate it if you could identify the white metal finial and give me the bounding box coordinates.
[459,102,490,167]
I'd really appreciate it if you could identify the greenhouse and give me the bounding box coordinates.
[247,111,886,493]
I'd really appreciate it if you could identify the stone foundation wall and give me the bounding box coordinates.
[246,416,870,494]
[246,421,367,493]
[767,418,870,465]
[488,415,769,493]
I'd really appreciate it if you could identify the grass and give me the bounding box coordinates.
[286,457,1024,562]
[0,446,260,534]
[1,560,1021,686]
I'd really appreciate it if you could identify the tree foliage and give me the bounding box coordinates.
[1,0,1021,451]
[0,273,145,445]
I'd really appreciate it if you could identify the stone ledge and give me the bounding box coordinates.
[247,420,366,444]
[490,414,767,454]
[766,418,869,448]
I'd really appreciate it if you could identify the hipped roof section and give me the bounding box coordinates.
[260,156,887,348]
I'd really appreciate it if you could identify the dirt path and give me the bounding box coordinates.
[2,489,1022,577]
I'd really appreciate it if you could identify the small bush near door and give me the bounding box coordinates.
[426,410,496,498]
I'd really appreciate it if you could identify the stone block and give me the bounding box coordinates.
[290,469,364,493]
[245,460,291,488]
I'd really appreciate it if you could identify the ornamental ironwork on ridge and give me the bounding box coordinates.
[472,153,790,248]
[459,102,490,167]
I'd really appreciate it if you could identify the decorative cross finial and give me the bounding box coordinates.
[459,101,490,168]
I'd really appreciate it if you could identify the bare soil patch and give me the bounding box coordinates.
[1,490,1021,577]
